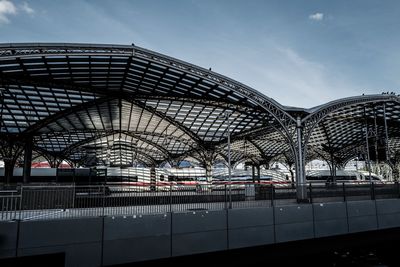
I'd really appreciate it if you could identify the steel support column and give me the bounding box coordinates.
[373,107,379,165]
[363,113,372,183]
[295,117,307,202]
[150,166,156,191]
[3,158,15,184]
[393,161,400,182]
[329,152,337,183]
[365,130,372,182]
[256,165,261,182]
[23,137,33,183]
[288,163,295,185]
[205,160,213,183]
[0,139,23,184]
[199,149,216,183]
[383,103,390,162]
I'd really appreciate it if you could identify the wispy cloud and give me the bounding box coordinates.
[20,1,34,15]
[204,38,360,108]
[0,0,17,24]
[309,12,324,21]
[0,0,35,24]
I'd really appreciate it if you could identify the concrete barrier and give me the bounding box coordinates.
[227,207,274,249]
[1,199,400,266]
[313,202,348,237]
[274,205,314,243]
[172,210,227,256]
[347,200,378,233]
[102,213,171,265]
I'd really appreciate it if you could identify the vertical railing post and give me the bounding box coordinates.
[72,184,76,210]
[229,182,232,209]
[309,183,313,203]
[169,184,173,213]
[102,185,106,217]
[371,182,375,200]
[271,184,274,207]
[224,184,227,210]
[397,182,400,198]
[342,182,346,202]
[18,185,23,221]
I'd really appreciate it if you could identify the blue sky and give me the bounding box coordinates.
[0,0,399,108]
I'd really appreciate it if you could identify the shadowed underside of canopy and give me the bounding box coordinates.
[0,43,399,179]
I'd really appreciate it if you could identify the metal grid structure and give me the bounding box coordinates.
[0,43,400,201]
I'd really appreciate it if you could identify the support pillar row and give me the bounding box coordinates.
[23,137,33,184]
[205,160,213,183]
[295,117,308,202]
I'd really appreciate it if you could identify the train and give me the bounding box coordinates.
[0,167,290,186]
[306,170,383,184]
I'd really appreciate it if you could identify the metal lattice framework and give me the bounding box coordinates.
[303,95,400,166]
[0,43,297,170]
[0,43,400,197]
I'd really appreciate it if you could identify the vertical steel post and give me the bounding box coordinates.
[365,127,372,183]
[205,157,213,183]
[342,182,346,202]
[169,184,173,213]
[224,184,227,210]
[23,137,33,184]
[383,103,390,163]
[364,107,372,183]
[397,182,400,198]
[252,165,256,183]
[102,185,105,217]
[374,108,379,165]
[296,117,307,202]
[4,157,14,184]
[222,111,232,209]
[271,184,274,207]
[371,182,375,200]
[18,185,23,221]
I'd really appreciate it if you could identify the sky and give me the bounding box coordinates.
[0,0,399,108]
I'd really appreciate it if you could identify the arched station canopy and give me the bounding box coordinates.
[0,43,297,167]
[303,95,400,168]
[0,43,399,178]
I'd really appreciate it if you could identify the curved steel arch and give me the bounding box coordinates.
[298,95,400,185]
[19,94,201,145]
[125,98,202,143]
[70,143,159,167]
[22,96,114,135]
[0,43,303,179]
[2,43,399,200]
[0,43,297,135]
[62,130,172,159]
[302,94,400,145]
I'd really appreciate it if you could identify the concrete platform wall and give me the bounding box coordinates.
[2,199,400,266]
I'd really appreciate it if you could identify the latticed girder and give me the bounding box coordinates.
[0,43,298,168]
[1,43,400,201]
[304,97,400,169]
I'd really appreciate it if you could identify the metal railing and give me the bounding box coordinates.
[1,181,399,221]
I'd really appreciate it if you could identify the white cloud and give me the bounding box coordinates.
[0,0,35,24]
[309,12,324,21]
[20,1,34,15]
[0,0,17,24]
